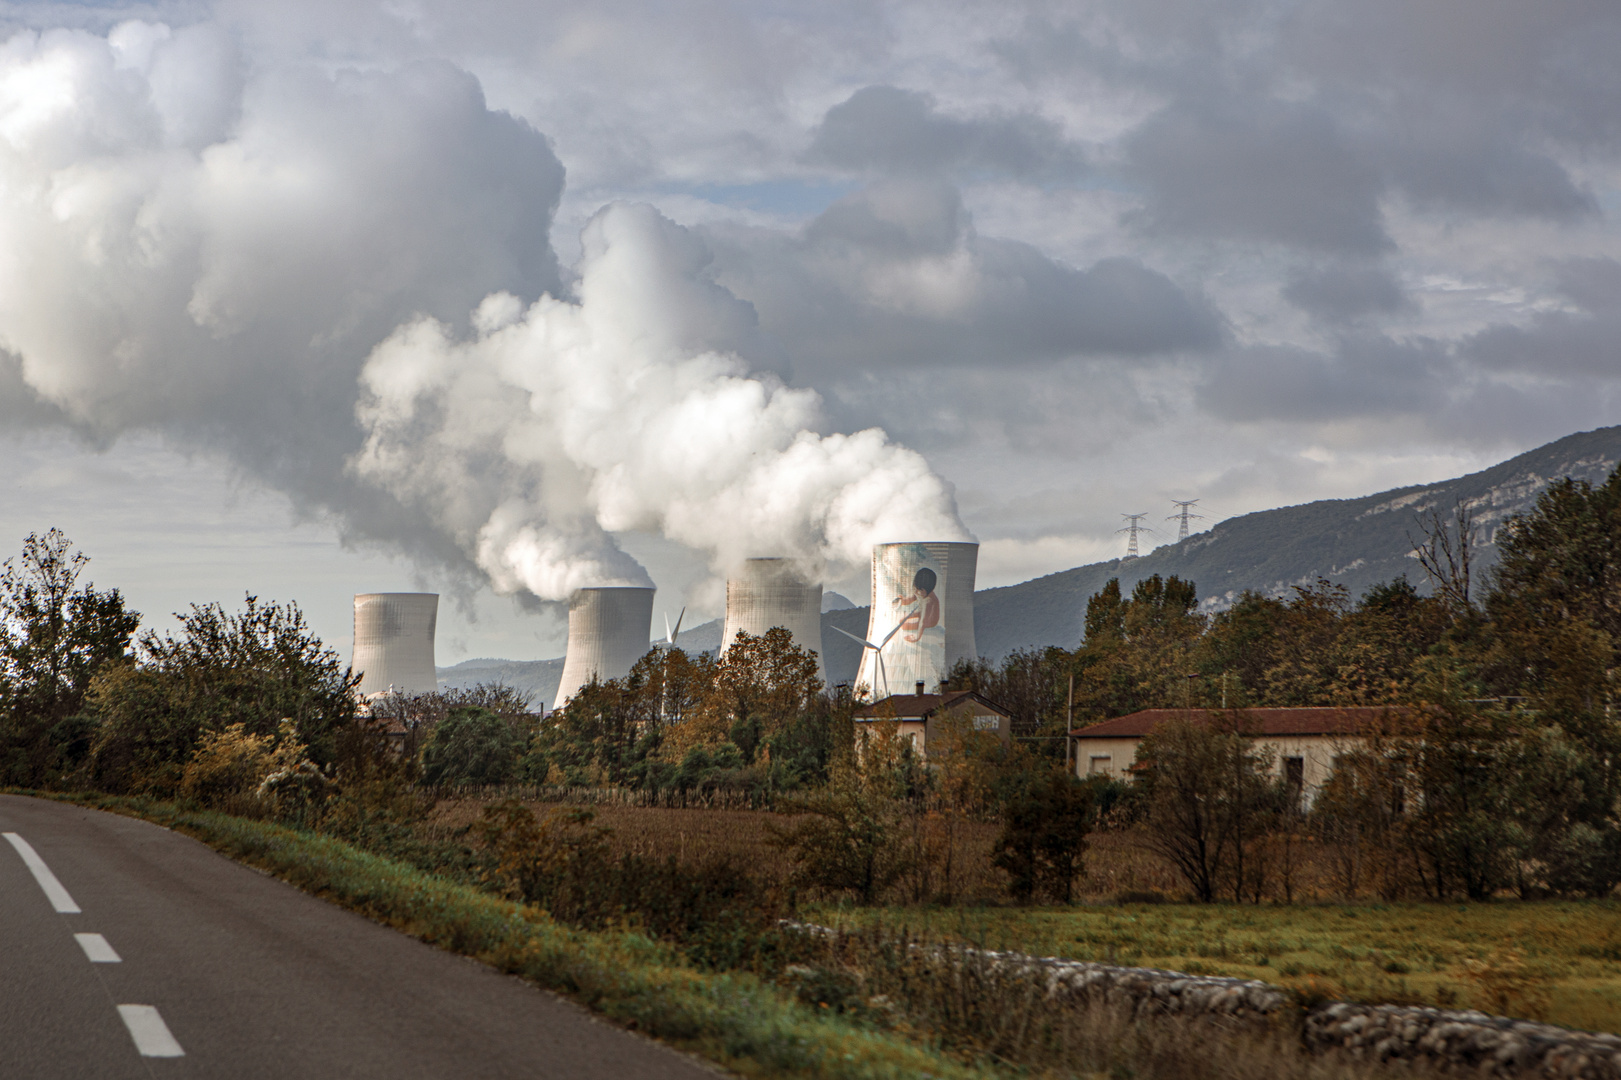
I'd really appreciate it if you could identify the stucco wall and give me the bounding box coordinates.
[1072,732,1362,803]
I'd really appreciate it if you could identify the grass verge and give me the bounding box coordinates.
[35,791,990,1080]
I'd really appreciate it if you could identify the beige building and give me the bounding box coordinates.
[1070,707,1415,807]
[854,688,1011,761]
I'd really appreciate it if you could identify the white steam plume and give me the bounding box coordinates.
[353,202,972,600]
[0,19,969,604]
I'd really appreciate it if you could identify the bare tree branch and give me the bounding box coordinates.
[1409,502,1477,613]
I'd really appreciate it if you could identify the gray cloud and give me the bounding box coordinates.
[1198,337,1454,423]
[1123,100,1390,253]
[0,1,1619,657]
[1283,264,1413,323]
[1460,257,1621,379]
[805,85,1087,180]
[705,178,1224,373]
[1381,135,1596,221]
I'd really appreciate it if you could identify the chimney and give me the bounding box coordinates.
[916,681,926,696]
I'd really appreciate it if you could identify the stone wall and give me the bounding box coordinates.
[790,924,1621,1078]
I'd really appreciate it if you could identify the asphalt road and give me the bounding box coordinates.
[0,794,720,1079]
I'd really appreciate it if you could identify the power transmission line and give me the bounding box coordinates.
[1167,499,1206,541]
[1117,513,1153,559]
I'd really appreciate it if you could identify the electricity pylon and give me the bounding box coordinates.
[1167,499,1205,541]
[1117,513,1151,559]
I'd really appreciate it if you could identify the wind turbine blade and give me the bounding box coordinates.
[877,621,903,648]
[671,607,685,642]
[664,613,674,644]
[877,654,889,697]
[832,625,880,649]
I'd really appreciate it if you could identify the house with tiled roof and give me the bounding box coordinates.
[854,685,1012,761]
[1069,706,1419,806]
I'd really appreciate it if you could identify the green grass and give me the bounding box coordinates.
[36,792,992,1080]
[810,900,1621,1035]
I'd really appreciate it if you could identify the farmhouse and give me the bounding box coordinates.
[1069,707,1417,806]
[854,686,1012,761]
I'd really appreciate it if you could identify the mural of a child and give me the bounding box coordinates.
[895,566,941,641]
[885,562,947,689]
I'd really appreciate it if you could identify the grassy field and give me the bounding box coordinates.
[436,796,1621,1035]
[811,899,1621,1035]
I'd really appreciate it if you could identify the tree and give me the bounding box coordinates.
[711,628,822,765]
[1066,575,1207,724]
[1474,469,1621,896]
[419,706,525,786]
[992,767,1094,904]
[138,594,359,764]
[1134,713,1273,902]
[0,529,140,785]
[771,724,919,902]
[87,594,356,794]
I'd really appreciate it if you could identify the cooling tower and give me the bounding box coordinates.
[353,593,439,696]
[855,542,978,699]
[553,586,656,710]
[721,558,824,678]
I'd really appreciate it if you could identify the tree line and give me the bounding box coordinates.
[4,462,1621,904]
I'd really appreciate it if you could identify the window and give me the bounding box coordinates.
[1088,755,1112,776]
[1284,756,1305,812]
[972,714,999,731]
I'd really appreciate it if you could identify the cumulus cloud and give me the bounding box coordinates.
[0,18,981,605]
[1,0,1620,646]
[353,201,972,600]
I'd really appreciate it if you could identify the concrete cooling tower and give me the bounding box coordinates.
[855,542,978,699]
[722,558,824,678]
[353,593,439,696]
[554,586,656,710]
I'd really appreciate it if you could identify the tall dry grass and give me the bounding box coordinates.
[786,925,1431,1080]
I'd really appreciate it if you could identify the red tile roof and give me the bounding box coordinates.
[855,690,1010,721]
[1070,706,1417,739]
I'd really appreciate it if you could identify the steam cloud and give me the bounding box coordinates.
[0,21,970,603]
[354,202,972,600]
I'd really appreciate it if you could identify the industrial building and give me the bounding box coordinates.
[721,558,824,677]
[553,586,655,710]
[854,542,978,698]
[352,593,439,697]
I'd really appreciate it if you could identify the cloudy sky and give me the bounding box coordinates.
[0,0,1615,664]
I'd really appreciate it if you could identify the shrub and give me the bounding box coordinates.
[476,798,783,968]
[180,720,306,808]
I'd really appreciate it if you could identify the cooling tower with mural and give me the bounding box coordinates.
[855,542,978,698]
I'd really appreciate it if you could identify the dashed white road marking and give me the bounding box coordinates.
[3,832,80,913]
[117,1005,184,1058]
[74,932,121,963]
